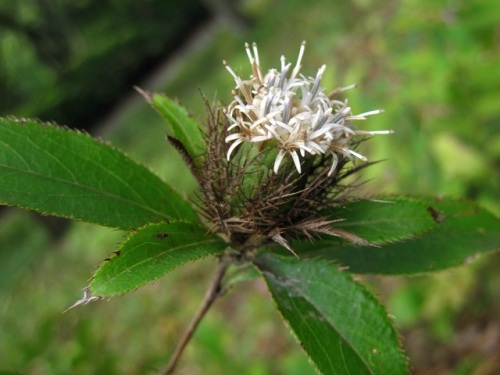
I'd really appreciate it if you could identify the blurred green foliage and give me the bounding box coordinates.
[1,0,499,374]
[0,0,209,128]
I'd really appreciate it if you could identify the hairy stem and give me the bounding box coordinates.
[162,257,231,374]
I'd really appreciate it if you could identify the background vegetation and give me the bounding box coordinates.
[1,0,499,374]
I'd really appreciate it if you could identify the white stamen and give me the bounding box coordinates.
[291,41,306,79]
[348,149,368,161]
[224,42,391,176]
[348,109,385,120]
[252,42,260,66]
[244,42,253,64]
[355,130,395,135]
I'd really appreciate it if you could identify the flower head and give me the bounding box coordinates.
[224,42,392,175]
[196,42,393,253]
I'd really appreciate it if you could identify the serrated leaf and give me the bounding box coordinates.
[255,253,407,375]
[151,94,205,166]
[297,198,500,275]
[323,196,437,245]
[90,221,227,297]
[0,118,198,229]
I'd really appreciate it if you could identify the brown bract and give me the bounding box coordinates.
[191,99,374,255]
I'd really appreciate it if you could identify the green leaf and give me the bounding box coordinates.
[255,253,407,375]
[151,94,205,166]
[323,196,437,245]
[0,117,198,229]
[90,221,227,297]
[297,198,500,275]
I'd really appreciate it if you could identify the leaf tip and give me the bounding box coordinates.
[134,86,152,104]
[63,287,102,313]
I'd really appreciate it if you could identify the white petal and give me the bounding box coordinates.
[252,116,271,128]
[265,124,283,141]
[244,42,254,65]
[280,55,286,71]
[226,138,244,160]
[223,61,239,80]
[250,135,270,142]
[348,149,368,161]
[306,141,326,154]
[252,42,260,66]
[227,122,240,132]
[225,133,242,142]
[310,64,326,100]
[328,153,339,176]
[273,121,293,133]
[273,149,286,174]
[290,150,302,173]
[355,129,394,135]
[291,41,306,79]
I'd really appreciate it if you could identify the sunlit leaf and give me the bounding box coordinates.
[255,253,407,375]
[151,94,205,166]
[90,221,227,297]
[298,198,500,275]
[0,117,198,229]
[323,196,437,245]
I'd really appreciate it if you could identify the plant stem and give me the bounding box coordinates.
[162,257,230,374]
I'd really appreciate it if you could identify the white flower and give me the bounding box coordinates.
[223,42,392,175]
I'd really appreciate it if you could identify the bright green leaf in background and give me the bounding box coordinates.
[0,117,198,230]
[151,94,205,167]
[323,196,438,245]
[90,221,227,297]
[298,198,500,275]
[255,253,408,375]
